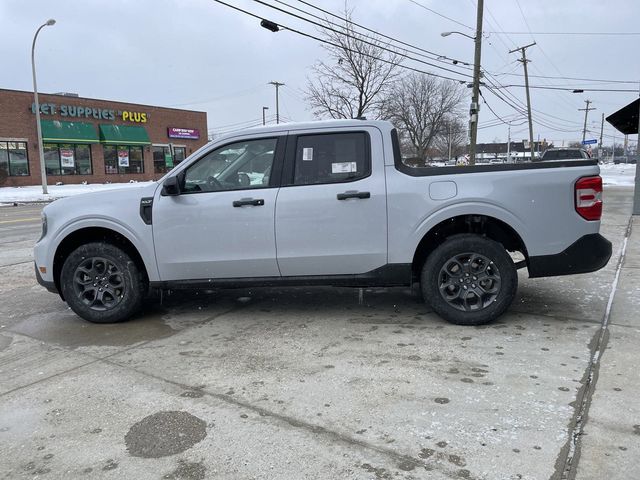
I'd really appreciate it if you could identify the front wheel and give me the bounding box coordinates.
[60,242,147,323]
[421,234,518,326]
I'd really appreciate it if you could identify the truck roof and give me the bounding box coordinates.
[215,119,394,140]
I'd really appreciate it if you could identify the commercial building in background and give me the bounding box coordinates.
[0,89,208,187]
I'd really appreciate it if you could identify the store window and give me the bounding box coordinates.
[153,146,188,174]
[0,141,30,176]
[43,143,92,175]
[153,145,172,174]
[174,146,186,164]
[104,145,144,174]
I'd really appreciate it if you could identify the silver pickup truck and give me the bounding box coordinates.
[34,119,611,326]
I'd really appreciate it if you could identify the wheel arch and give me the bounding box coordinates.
[411,214,529,280]
[53,226,149,300]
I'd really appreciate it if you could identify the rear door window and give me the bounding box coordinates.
[293,132,370,186]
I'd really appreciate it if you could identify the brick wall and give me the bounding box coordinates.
[0,89,208,187]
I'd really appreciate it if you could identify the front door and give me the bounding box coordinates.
[153,136,284,281]
[275,128,388,276]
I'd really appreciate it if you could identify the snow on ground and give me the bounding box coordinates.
[599,162,637,187]
[0,181,155,204]
[0,163,635,204]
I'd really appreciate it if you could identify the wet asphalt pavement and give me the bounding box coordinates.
[0,187,638,480]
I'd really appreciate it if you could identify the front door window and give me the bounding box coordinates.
[183,138,277,193]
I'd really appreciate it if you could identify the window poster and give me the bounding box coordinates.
[60,148,75,167]
[118,149,129,167]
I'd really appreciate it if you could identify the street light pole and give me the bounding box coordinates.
[31,19,56,195]
[262,106,269,126]
[440,5,483,166]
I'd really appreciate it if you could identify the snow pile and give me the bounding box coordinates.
[0,181,155,204]
[600,163,637,187]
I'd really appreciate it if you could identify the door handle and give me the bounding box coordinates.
[233,198,265,207]
[337,191,370,200]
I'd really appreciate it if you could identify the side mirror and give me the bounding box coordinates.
[161,175,181,196]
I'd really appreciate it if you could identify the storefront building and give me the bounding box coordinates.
[0,89,208,187]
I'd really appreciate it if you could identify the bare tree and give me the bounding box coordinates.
[305,9,403,119]
[433,117,467,160]
[382,73,466,160]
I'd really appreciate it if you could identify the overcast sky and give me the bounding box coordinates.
[2,0,639,146]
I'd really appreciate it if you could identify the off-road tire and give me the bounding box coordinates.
[60,242,146,323]
[421,234,517,326]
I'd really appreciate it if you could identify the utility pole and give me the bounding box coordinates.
[262,106,269,126]
[467,0,484,166]
[268,81,285,124]
[510,42,536,161]
[506,124,511,162]
[448,124,452,162]
[579,99,596,143]
[598,112,604,159]
[634,80,640,215]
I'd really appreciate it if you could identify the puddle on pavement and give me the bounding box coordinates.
[8,304,177,348]
[7,286,430,349]
[125,411,207,458]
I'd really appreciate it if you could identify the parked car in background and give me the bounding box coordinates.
[538,147,590,162]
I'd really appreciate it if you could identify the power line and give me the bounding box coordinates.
[479,90,511,125]
[405,0,474,31]
[485,31,640,36]
[288,0,473,70]
[250,0,473,79]
[208,115,275,131]
[492,72,639,84]
[211,0,470,82]
[168,84,266,107]
[497,85,638,92]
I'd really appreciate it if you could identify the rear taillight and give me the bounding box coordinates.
[575,176,603,221]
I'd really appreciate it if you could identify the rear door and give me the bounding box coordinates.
[275,127,388,276]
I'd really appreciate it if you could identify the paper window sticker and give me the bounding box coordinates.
[302,147,314,161]
[331,162,357,174]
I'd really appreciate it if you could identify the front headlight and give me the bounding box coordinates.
[38,211,47,241]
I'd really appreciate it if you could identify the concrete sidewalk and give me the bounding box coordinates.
[573,215,640,479]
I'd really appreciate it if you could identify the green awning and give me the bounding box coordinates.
[40,120,99,144]
[99,124,151,145]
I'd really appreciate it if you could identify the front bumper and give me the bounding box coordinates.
[528,233,612,278]
[35,262,58,294]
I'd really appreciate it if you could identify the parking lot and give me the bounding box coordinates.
[1,186,638,480]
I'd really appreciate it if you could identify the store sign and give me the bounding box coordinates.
[168,127,199,140]
[118,149,130,167]
[31,103,148,123]
[60,148,75,167]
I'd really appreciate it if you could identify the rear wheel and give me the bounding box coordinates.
[421,234,517,326]
[60,242,147,323]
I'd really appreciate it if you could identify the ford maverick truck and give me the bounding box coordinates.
[34,119,611,326]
